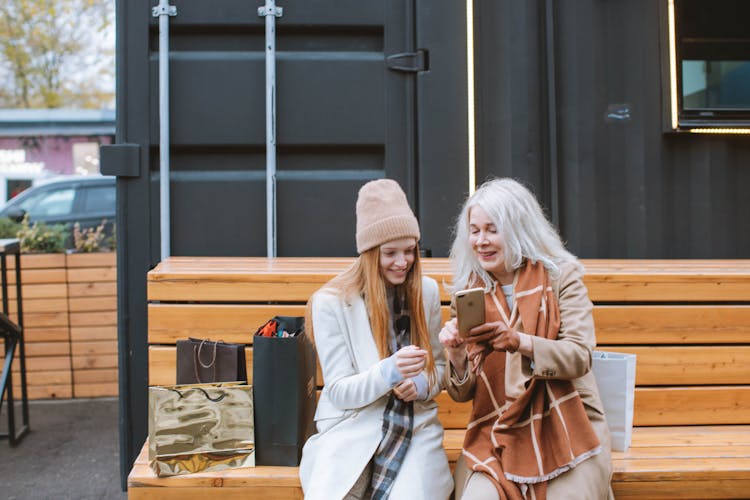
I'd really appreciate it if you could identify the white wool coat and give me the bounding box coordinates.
[299,276,453,500]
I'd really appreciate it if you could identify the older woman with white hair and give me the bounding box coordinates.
[440,178,614,500]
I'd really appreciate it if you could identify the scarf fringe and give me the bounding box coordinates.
[503,446,603,485]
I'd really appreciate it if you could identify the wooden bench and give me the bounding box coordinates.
[128,257,750,499]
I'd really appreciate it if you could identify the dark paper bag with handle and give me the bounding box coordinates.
[253,316,317,466]
[148,382,255,477]
[176,338,247,385]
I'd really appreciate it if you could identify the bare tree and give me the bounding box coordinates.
[0,0,114,109]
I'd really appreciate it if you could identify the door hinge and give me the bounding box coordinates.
[100,144,141,178]
[386,49,429,73]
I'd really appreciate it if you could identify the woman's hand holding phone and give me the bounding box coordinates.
[466,321,520,352]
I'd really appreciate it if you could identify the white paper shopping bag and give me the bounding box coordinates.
[592,351,637,452]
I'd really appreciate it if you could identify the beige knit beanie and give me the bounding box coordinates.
[355,179,420,254]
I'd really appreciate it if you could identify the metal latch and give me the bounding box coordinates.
[386,49,429,73]
[258,5,283,17]
[152,4,176,17]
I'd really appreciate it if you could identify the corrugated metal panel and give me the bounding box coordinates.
[112,0,467,487]
[474,0,549,193]
[476,0,750,258]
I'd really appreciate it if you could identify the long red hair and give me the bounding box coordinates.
[306,243,436,389]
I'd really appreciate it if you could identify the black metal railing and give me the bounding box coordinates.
[0,238,29,446]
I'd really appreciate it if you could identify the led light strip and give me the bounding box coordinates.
[668,0,678,130]
[689,128,750,134]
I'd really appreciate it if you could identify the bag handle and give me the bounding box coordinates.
[193,339,217,383]
[169,386,226,402]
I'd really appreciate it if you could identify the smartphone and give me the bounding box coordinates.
[455,287,485,337]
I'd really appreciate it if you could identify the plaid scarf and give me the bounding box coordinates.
[369,291,414,499]
[462,261,601,500]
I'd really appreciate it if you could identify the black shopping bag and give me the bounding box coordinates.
[176,338,247,385]
[253,316,317,466]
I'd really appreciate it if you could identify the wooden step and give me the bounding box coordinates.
[128,426,750,500]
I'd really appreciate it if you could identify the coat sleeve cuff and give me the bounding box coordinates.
[413,373,429,400]
[379,355,404,387]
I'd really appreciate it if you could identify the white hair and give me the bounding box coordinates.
[449,178,581,292]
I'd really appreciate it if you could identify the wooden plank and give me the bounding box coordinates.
[611,479,750,499]
[1,341,70,357]
[148,303,450,344]
[128,486,302,500]
[69,296,117,312]
[66,252,116,268]
[612,445,750,460]
[17,327,70,342]
[148,278,335,303]
[18,253,67,269]
[602,346,750,385]
[634,386,750,426]
[22,384,73,399]
[69,310,117,327]
[4,383,73,399]
[71,340,118,356]
[23,311,69,328]
[148,304,304,344]
[584,274,750,302]
[72,354,117,370]
[25,369,72,385]
[70,325,117,341]
[73,368,119,384]
[7,369,72,386]
[611,458,750,480]
[67,267,117,283]
[151,339,750,386]
[594,305,750,345]
[435,387,750,429]
[68,282,117,297]
[127,428,750,499]
[2,298,69,314]
[12,356,71,371]
[0,283,68,299]
[446,425,750,451]
[147,257,750,302]
[3,268,67,285]
[626,425,750,447]
[74,382,118,398]
[128,443,305,495]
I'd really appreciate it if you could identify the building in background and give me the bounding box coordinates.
[0,109,115,204]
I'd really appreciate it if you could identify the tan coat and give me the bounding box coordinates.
[446,261,614,499]
[299,276,453,500]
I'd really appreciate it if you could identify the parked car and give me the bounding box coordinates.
[0,176,115,243]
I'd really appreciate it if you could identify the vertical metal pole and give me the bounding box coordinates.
[258,1,283,258]
[545,0,560,227]
[0,252,13,444]
[153,0,176,260]
[14,252,28,430]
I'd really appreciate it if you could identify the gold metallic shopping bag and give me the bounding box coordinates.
[148,382,255,476]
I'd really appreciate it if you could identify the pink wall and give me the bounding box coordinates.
[0,135,113,175]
